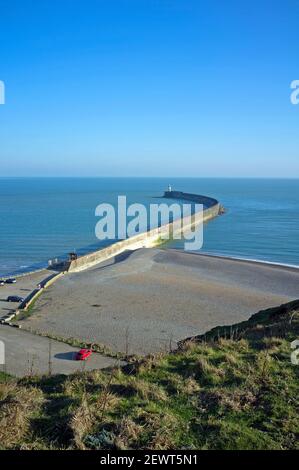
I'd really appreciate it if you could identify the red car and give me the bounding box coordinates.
[76,348,92,361]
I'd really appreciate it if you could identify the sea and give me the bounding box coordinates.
[0,177,298,276]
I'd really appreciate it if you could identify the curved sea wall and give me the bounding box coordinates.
[68,191,221,273]
[163,190,219,209]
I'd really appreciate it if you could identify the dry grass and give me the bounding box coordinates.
[0,381,44,449]
[212,387,257,412]
[70,394,95,449]
[262,336,284,351]
[196,356,225,382]
[129,378,168,402]
[114,417,144,450]
[148,412,181,450]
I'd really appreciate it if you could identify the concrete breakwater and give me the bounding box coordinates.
[68,191,221,273]
[163,190,219,208]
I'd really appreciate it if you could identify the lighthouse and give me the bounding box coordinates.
[163,184,173,198]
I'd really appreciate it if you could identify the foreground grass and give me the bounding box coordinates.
[0,300,298,450]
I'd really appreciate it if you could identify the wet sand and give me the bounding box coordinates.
[17,248,299,356]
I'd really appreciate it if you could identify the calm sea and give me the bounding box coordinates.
[0,177,298,276]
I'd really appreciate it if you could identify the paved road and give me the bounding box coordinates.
[0,325,119,377]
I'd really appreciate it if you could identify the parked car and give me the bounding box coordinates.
[5,278,17,284]
[0,280,5,286]
[76,348,92,361]
[7,295,24,303]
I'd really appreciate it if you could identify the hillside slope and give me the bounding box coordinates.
[0,300,298,450]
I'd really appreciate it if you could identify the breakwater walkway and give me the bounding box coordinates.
[68,190,222,273]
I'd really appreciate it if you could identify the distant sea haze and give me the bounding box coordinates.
[0,177,298,276]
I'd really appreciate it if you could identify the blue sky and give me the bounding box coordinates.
[0,0,298,177]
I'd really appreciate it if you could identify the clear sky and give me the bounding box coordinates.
[0,0,298,177]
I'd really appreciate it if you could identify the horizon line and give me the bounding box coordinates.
[0,175,299,180]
